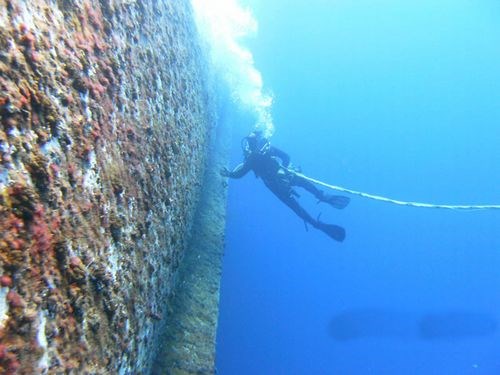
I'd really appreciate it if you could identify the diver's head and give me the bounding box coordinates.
[241,130,270,156]
[246,131,262,151]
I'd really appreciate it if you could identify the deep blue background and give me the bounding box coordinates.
[215,0,500,374]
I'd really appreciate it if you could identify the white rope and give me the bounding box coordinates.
[296,173,500,211]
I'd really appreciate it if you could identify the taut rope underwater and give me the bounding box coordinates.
[295,173,500,211]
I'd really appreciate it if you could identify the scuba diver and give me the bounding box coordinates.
[220,131,350,242]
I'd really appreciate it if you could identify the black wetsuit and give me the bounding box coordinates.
[226,146,347,240]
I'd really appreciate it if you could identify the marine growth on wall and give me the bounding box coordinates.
[0,0,215,373]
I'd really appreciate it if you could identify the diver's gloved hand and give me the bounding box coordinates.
[220,167,230,177]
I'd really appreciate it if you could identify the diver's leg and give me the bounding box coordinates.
[290,173,324,197]
[268,186,346,242]
[291,174,350,209]
[274,192,317,226]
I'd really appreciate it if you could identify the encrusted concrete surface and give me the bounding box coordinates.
[0,0,217,373]
[153,120,230,375]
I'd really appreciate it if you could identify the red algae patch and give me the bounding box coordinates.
[0,275,13,287]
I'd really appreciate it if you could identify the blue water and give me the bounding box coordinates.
[215,0,500,374]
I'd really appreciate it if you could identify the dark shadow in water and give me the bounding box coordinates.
[418,312,497,340]
[329,309,414,340]
[329,309,497,341]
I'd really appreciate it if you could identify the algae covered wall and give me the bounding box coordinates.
[153,118,230,375]
[0,0,216,373]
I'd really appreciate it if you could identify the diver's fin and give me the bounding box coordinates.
[321,195,350,209]
[316,222,346,242]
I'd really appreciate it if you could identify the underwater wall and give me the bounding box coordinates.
[153,120,229,374]
[0,0,221,373]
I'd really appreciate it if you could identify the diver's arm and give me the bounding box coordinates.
[269,147,291,167]
[221,162,252,178]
